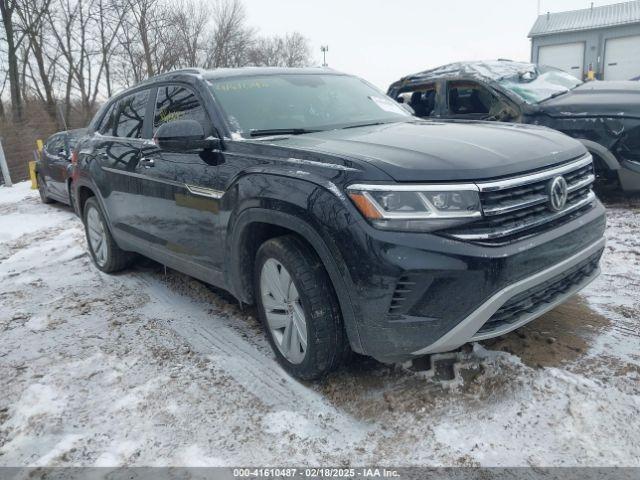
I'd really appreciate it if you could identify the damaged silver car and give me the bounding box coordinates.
[388,60,640,193]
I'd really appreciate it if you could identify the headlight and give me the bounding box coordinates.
[347,184,481,232]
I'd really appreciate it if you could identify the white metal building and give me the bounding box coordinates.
[529,1,640,80]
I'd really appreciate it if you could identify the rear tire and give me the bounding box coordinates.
[68,181,76,210]
[37,174,54,204]
[83,197,134,273]
[254,235,350,380]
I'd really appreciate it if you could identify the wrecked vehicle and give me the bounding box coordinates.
[73,67,605,380]
[36,128,87,206]
[388,60,640,192]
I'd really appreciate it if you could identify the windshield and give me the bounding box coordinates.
[208,74,411,137]
[497,65,582,104]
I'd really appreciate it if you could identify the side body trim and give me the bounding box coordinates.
[102,167,225,199]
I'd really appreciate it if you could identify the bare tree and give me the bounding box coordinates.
[280,32,310,67]
[171,0,210,68]
[15,0,56,118]
[249,32,311,67]
[1,0,313,125]
[97,0,128,97]
[205,0,254,68]
[1,0,24,119]
[118,0,180,82]
[0,42,7,117]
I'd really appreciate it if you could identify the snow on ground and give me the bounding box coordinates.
[0,182,639,467]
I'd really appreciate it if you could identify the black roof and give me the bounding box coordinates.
[391,60,538,87]
[139,66,342,84]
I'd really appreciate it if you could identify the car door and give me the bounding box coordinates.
[92,88,154,242]
[42,134,68,198]
[51,133,73,200]
[133,83,224,278]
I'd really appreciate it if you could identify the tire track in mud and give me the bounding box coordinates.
[129,273,373,443]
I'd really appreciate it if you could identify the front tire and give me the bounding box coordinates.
[254,235,349,380]
[83,197,134,273]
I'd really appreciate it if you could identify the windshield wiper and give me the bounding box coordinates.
[539,89,570,103]
[249,128,320,137]
[342,121,391,130]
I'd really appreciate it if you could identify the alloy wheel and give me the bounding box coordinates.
[260,258,308,364]
[86,206,108,267]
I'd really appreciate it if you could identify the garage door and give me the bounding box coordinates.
[538,43,584,80]
[604,35,640,80]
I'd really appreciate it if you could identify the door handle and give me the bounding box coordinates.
[138,157,155,169]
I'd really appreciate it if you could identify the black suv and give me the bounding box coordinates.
[74,68,606,380]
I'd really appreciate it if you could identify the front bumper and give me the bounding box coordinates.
[338,200,606,363]
[411,236,603,356]
[619,159,640,192]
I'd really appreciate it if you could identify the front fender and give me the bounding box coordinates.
[578,139,621,171]
[224,175,364,353]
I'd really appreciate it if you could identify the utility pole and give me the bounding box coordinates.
[0,138,13,187]
[537,0,541,16]
[321,45,329,67]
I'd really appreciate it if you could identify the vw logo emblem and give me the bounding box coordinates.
[548,176,568,212]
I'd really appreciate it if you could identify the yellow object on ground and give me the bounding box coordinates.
[36,139,44,153]
[29,161,37,189]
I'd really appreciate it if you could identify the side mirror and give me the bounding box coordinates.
[154,119,221,152]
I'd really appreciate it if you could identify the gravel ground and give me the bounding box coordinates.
[0,182,639,467]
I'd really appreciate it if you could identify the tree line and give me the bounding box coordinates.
[0,0,313,126]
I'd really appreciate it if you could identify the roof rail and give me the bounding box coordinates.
[153,68,205,77]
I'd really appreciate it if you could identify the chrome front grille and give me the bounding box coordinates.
[446,155,596,244]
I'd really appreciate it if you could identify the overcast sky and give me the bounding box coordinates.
[243,0,624,90]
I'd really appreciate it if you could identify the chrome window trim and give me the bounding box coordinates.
[101,166,225,199]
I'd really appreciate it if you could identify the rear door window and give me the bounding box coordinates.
[153,85,209,133]
[98,103,117,135]
[114,90,150,138]
[395,83,437,117]
[45,135,65,156]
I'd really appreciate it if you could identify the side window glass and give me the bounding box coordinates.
[448,82,497,116]
[115,90,149,138]
[47,136,64,155]
[57,136,68,155]
[396,84,437,117]
[98,104,117,135]
[154,85,208,132]
[44,136,57,154]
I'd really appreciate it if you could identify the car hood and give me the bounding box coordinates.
[539,81,640,119]
[269,120,586,182]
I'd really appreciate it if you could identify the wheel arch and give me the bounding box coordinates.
[578,139,621,171]
[227,207,363,354]
[74,179,113,229]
